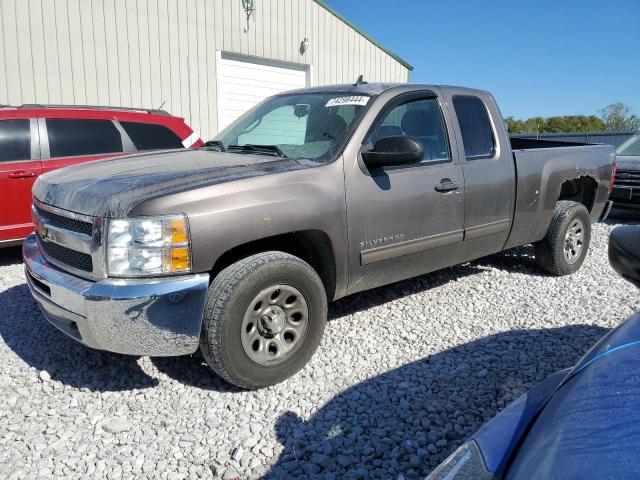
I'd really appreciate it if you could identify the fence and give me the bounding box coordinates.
[512,131,636,148]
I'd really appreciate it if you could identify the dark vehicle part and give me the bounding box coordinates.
[534,201,591,275]
[199,252,327,389]
[609,226,640,288]
[361,136,423,168]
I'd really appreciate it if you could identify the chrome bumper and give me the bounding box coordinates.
[23,234,209,356]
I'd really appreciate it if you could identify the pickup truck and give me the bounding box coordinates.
[23,83,616,389]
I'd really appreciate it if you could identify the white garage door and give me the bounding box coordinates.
[217,53,309,131]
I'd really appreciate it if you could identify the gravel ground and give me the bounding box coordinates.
[1,217,639,480]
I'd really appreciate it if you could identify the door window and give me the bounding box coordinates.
[0,119,31,162]
[46,119,123,158]
[370,98,451,164]
[120,121,184,150]
[452,96,496,160]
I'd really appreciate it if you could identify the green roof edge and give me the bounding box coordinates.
[312,0,414,72]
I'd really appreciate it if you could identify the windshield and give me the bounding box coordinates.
[212,92,371,162]
[616,134,640,156]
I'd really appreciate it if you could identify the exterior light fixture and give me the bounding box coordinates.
[300,37,310,54]
[242,0,255,32]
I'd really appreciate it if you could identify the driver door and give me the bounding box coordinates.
[344,92,465,294]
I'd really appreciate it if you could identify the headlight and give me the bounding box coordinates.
[427,441,492,480]
[107,215,191,277]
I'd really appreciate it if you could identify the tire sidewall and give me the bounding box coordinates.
[215,259,327,388]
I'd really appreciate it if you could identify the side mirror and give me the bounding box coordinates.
[361,136,424,169]
[608,226,640,288]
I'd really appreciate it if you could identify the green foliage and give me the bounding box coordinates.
[505,115,605,134]
[506,103,639,134]
[599,103,640,131]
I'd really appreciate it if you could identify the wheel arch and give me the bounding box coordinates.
[209,230,338,301]
[558,176,598,213]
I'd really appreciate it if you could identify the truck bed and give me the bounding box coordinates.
[505,141,615,249]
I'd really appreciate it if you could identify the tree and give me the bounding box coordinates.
[504,115,605,134]
[598,103,640,132]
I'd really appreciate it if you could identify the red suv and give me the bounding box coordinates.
[0,105,203,246]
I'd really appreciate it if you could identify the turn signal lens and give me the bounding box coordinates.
[170,218,188,244]
[169,247,190,271]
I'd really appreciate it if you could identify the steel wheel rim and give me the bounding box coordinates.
[563,218,585,264]
[241,284,309,366]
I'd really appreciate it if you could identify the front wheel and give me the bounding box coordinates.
[534,200,592,275]
[199,251,327,389]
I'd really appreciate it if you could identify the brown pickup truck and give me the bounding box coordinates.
[23,83,615,388]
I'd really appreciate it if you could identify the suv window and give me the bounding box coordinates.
[452,96,495,160]
[46,119,123,158]
[0,119,31,162]
[370,98,451,164]
[120,121,184,150]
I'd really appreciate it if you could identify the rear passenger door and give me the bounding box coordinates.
[0,118,42,242]
[447,94,516,254]
[40,118,129,174]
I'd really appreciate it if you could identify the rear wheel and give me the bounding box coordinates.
[535,200,591,275]
[199,251,327,389]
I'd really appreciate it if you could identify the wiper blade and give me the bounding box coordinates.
[227,144,287,158]
[201,140,226,152]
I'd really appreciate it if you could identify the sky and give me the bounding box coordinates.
[322,0,640,119]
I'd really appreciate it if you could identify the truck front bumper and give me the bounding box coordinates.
[23,234,209,356]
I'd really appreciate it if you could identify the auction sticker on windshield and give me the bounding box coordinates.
[325,96,370,107]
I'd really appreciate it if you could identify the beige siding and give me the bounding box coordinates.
[0,0,411,138]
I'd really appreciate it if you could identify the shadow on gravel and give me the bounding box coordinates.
[328,264,485,320]
[0,284,158,392]
[0,245,23,267]
[151,354,243,393]
[265,324,609,480]
[329,245,545,321]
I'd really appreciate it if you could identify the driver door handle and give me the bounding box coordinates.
[8,170,36,179]
[435,179,460,193]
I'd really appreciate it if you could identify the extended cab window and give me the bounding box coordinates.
[120,121,184,150]
[0,119,31,162]
[46,119,123,158]
[453,96,496,160]
[370,98,451,164]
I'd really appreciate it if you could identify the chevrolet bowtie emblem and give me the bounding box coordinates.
[37,222,49,241]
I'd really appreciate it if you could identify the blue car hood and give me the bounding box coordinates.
[472,311,640,477]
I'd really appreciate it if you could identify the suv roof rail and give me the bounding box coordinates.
[14,104,170,115]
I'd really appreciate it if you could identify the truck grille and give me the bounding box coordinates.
[615,169,640,188]
[33,200,101,278]
[34,205,93,236]
[40,240,93,272]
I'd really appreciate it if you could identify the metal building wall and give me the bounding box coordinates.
[0,0,411,138]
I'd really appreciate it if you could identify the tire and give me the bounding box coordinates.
[199,251,327,389]
[534,200,591,276]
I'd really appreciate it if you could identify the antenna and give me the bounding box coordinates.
[354,75,367,86]
[158,100,166,110]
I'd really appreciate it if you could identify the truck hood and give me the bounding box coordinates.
[33,149,309,217]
